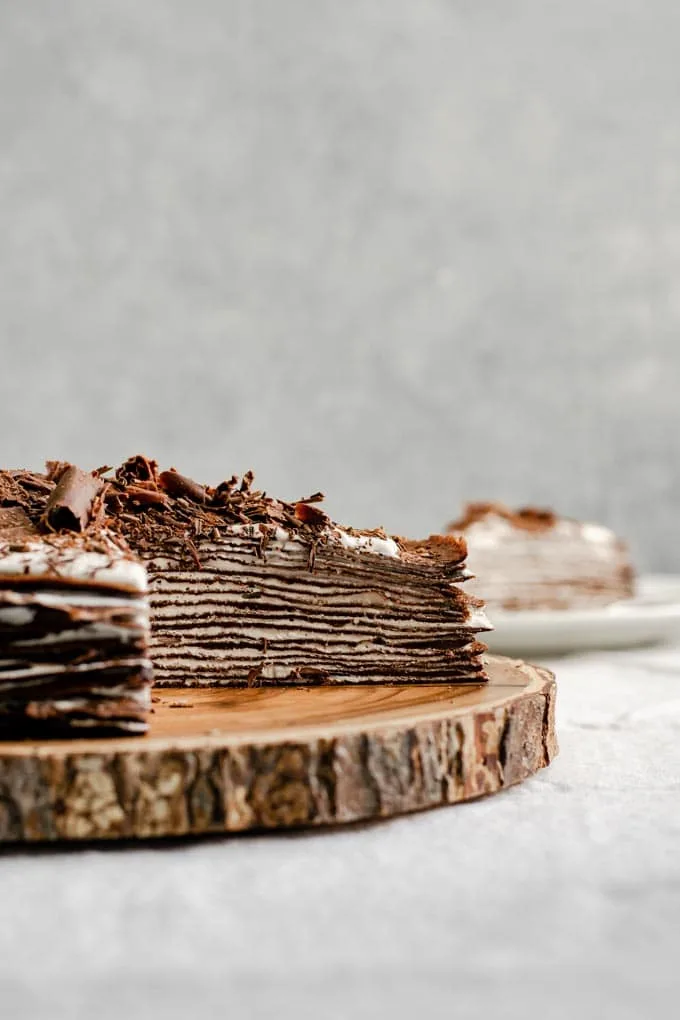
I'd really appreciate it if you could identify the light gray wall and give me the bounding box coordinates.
[0,1,678,569]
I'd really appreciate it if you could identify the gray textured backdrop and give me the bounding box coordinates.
[0,1,678,569]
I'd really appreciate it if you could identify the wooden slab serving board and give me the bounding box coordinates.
[0,655,557,844]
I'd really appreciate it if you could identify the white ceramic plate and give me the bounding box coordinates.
[483,574,680,656]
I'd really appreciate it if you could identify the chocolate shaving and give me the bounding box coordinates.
[90,484,109,531]
[122,485,170,509]
[45,461,71,483]
[295,502,329,525]
[183,536,202,569]
[123,479,158,492]
[42,466,104,533]
[116,455,159,486]
[158,470,206,505]
[12,474,53,495]
[246,663,263,687]
[105,491,126,514]
[297,491,325,505]
[308,538,319,571]
[213,476,239,502]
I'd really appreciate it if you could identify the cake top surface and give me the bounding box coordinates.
[0,457,468,571]
[447,501,618,546]
[0,497,147,592]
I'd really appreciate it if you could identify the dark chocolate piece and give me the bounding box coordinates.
[158,470,207,504]
[294,501,330,525]
[119,485,170,509]
[42,466,104,533]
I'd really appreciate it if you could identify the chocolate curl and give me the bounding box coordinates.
[294,502,329,525]
[123,485,170,509]
[116,455,159,486]
[158,470,206,504]
[42,466,104,533]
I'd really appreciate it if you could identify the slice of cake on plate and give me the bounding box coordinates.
[447,502,634,612]
[0,467,152,735]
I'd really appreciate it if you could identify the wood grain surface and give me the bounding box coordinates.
[0,655,557,843]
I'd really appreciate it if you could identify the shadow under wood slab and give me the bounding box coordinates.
[0,655,557,844]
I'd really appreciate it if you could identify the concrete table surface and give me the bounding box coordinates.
[1,645,679,1020]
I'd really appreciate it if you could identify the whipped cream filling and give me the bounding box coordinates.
[10,621,145,647]
[330,528,400,558]
[0,607,35,626]
[465,606,492,629]
[150,658,480,683]
[0,591,148,611]
[78,686,151,707]
[579,522,617,544]
[0,544,147,592]
[219,522,401,559]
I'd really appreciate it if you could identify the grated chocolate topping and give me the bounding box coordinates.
[0,457,470,569]
[447,502,557,535]
[101,456,344,563]
[0,457,404,567]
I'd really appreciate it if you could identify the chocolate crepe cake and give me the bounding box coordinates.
[448,502,634,611]
[0,457,490,736]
